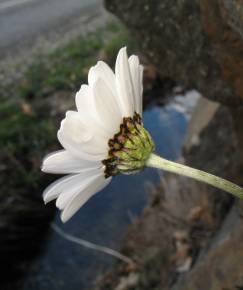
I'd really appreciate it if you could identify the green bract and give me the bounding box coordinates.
[102,113,155,177]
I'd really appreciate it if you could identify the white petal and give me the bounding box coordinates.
[43,167,102,204]
[43,174,82,204]
[129,55,144,115]
[93,78,122,135]
[75,84,113,137]
[88,61,117,99]
[75,84,96,118]
[57,111,109,161]
[56,170,102,210]
[115,47,135,117]
[61,174,112,222]
[41,150,100,174]
[57,171,106,212]
[139,65,144,108]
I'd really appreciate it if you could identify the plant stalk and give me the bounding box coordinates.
[146,153,243,199]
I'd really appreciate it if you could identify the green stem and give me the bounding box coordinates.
[146,153,243,199]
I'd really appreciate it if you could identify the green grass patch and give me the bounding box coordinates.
[15,21,137,101]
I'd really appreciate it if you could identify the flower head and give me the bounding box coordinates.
[42,47,154,222]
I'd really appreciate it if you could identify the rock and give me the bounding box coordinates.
[184,97,219,151]
[105,0,243,107]
[172,207,243,290]
[115,273,139,290]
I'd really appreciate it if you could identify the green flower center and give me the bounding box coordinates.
[102,113,155,178]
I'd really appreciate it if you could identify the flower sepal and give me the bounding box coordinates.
[102,113,155,177]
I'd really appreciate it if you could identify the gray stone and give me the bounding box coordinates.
[172,206,243,290]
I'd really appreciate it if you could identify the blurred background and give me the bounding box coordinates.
[1,0,243,289]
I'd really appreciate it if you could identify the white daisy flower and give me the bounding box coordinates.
[42,47,154,222]
[42,47,243,223]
